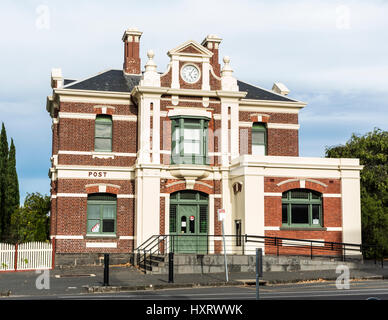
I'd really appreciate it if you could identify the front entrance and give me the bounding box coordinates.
[169,190,208,253]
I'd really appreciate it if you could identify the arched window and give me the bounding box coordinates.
[252,122,267,155]
[87,193,117,235]
[282,189,322,228]
[95,115,113,152]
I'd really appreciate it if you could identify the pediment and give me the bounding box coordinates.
[168,40,213,58]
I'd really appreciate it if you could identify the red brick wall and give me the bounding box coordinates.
[57,179,135,194]
[267,128,298,156]
[60,102,137,116]
[239,111,299,156]
[264,230,342,256]
[58,119,137,154]
[54,194,135,253]
[263,177,343,255]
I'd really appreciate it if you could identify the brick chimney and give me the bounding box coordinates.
[201,34,222,77]
[122,28,143,75]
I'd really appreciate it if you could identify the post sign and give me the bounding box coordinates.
[218,209,226,221]
[189,215,195,221]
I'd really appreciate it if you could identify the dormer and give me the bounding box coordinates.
[165,40,215,91]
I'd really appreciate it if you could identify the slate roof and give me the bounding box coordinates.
[64,70,141,93]
[63,79,76,86]
[63,69,296,102]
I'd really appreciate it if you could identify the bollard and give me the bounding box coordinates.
[256,248,263,300]
[168,252,174,283]
[103,253,110,286]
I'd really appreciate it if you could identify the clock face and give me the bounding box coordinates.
[181,64,200,83]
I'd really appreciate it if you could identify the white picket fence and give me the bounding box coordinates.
[0,243,15,271]
[0,242,53,272]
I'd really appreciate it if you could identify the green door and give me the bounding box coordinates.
[170,191,208,253]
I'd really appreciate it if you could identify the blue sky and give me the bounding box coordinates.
[0,0,387,203]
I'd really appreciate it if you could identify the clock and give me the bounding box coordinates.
[181,64,200,83]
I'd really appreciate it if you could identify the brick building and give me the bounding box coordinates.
[46,28,363,261]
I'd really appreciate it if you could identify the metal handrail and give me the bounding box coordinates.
[134,235,158,251]
[134,234,385,269]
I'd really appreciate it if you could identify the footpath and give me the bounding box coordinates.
[1,263,388,297]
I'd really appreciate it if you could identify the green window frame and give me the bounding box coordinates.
[95,115,113,152]
[171,116,209,165]
[86,193,117,235]
[281,189,322,228]
[252,122,267,155]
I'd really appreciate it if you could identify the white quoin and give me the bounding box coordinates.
[221,56,238,91]
[140,50,161,87]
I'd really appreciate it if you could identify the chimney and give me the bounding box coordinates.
[51,68,63,89]
[122,28,143,75]
[201,34,222,77]
[272,82,290,96]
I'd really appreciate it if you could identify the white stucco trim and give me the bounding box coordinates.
[56,193,88,198]
[112,115,138,121]
[264,226,280,231]
[52,235,84,239]
[322,194,342,198]
[167,108,212,119]
[86,242,117,248]
[267,123,300,130]
[58,112,137,121]
[57,150,137,157]
[59,112,96,120]
[239,105,301,114]
[119,236,134,240]
[264,192,282,197]
[282,239,325,247]
[238,121,252,128]
[238,122,300,130]
[326,227,343,231]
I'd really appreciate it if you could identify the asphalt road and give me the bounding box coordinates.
[3,279,388,300]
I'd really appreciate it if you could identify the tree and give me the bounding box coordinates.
[0,123,9,239]
[325,128,388,256]
[3,139,20,241]
[9,193,50,243]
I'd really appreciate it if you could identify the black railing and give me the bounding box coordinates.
[133,234,385,272]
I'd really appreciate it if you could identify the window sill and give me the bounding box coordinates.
[92,152,114,159]
[85,234,117,238]
[280,227,327,231]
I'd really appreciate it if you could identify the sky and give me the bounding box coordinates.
[0,0,387,204]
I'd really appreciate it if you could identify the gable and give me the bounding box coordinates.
[177,44,204,55]
[168,40,213,57]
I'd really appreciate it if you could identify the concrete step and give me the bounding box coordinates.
[141,253,378,275]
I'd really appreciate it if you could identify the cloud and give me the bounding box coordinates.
[0,0,387,198]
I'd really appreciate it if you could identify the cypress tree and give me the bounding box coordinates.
[0,123,9,239]
[4,139,19,240]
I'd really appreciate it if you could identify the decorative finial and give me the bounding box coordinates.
[147,50,155,60]
[145,49,157,72]
[221,56,238,91]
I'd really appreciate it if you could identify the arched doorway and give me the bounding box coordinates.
[169,190,208,253]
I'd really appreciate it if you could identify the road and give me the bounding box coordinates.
[3,279,388,300]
